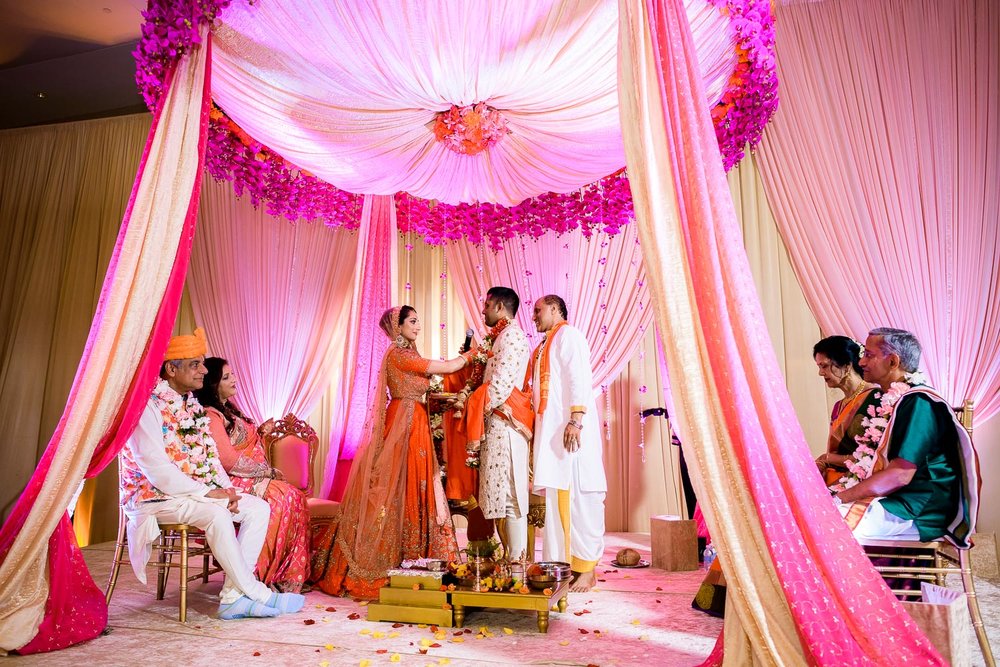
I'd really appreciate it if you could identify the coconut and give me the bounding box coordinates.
[616,547,641,566]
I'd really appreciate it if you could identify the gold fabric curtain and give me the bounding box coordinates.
[0,115,151,530]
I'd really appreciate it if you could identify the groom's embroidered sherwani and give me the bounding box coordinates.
[478,321,531,555]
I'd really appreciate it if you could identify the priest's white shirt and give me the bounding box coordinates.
[532,325,607,492]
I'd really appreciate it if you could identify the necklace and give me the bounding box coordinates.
[843,378,867,402]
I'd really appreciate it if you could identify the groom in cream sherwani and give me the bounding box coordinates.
[530,295,607,592]
[468,286,532,560]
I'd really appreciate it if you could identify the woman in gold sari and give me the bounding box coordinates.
[813,335,877,485]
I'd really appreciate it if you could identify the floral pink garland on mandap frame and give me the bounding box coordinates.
[134,0,777,247]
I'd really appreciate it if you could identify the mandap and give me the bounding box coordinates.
[0,0,947,664]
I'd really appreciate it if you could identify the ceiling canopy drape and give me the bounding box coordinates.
[209,0,737,206]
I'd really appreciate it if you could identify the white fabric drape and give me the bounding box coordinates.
[756,0,1000,422]
[0,33,211,651]
[317,195,397,497]
[210,0,736,205]
[446,224,652,392]
[189,178,359,423]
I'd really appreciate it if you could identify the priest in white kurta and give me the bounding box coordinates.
[530,296,607,592]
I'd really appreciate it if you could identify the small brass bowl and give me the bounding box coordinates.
[528,574,556,591]
[536,561,572,581]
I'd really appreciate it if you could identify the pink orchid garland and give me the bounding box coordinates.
[708,0,779,170]
[394,170,634,250]
[134,0,777,244]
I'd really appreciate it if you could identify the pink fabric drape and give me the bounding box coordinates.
[188,180,360,424]
[756,0,1000,422]
[211,0,737,206]
[319,194,397,499]
[446,224,652,390]
[0,36,212,653]
[618,0,942,663]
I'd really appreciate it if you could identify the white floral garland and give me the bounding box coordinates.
[829,381,911,493]
[152,379,224,483]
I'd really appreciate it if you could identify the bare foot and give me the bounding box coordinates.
[570,570,596,593]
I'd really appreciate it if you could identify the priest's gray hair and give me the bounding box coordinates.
[869,327,922,373]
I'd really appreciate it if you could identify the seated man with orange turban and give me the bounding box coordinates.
[120,327,305,619]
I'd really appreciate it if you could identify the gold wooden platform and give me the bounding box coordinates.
[450,580,570,633]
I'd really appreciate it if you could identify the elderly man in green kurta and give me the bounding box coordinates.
[832,327,972,545]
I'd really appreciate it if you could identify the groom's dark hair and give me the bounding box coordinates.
[487,286,520,317]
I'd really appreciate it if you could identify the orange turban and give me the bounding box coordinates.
[164,327,208,361]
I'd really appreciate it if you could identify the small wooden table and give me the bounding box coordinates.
[450,580,569,633]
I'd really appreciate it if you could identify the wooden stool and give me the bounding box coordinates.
[650,514,698,571]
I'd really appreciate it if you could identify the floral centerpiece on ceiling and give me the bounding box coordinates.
[432,103,511,156]
[134,0,777,246]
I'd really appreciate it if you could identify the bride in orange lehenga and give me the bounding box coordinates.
[310,306,468,599]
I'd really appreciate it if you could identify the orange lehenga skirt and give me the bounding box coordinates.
[310,399,459,599]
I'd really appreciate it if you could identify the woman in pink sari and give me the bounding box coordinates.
[195,357,310,593]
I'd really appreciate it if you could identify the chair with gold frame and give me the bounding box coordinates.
[105,507,223,622]
[857,399,994,667]
[263,413,340,533]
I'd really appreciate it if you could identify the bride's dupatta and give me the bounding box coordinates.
[316,309,410,590]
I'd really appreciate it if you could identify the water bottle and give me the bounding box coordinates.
[702,544,717,568]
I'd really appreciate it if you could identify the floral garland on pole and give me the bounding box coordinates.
[134,0,777,243]
[708,0,779,170]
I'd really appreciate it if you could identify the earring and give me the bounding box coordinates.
[395,334,407,348]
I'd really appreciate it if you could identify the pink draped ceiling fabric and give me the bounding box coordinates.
[189,180,360,423]
[756,0,1000,422]
[0,34,212,653]
[209,0,736,206]
[446,223,652,391]
[618,0,943,664]
[320,195,397,498]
